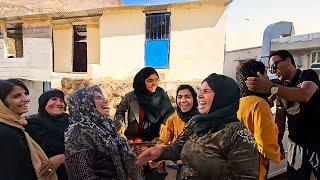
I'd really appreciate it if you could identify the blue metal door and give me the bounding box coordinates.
[145,13,170,68]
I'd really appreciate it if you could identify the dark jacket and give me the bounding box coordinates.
[159,120,260,180]
[25,113,69,180]
[0,122,37,180]
[115,91,166,141]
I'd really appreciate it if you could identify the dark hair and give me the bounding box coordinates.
[38,89,66,116]
[0,80,15,105]
[133,67,159,94]
[269,50,296,67]
[236,60,269,99]
[6,79,29,95]
[176,84,198,109]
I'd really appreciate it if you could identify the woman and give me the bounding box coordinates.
[64,86,143,180]
[236,60,280,180]
[158,84,199,145]
[25,89,69,180]
[0,80,57,180]
[136,74,260,179]
[115,67,175,141]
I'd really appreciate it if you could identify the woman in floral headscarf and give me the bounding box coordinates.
[64,86,143,180]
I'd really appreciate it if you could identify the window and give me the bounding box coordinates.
[145,13,170,68]
[146,13,170,40]
[73,25,87,72]
[5,23,23,58]
[310,51,320,77]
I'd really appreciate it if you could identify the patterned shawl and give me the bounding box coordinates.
[65,86,142,180]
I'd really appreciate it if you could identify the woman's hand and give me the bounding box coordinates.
[40,154,65,177]
[136,146,163,166]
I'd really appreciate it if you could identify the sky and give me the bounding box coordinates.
[123,0,320,51]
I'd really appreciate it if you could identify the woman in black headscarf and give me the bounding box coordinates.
[115,67,174,141]
[137,73,260,180]
[25,89,69,180]
[158,84,199,145]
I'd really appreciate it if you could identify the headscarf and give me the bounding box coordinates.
[236,60,269,100]
[66,86,139,179]
[38,89,67,117]
[133,67,174,123]
[0,80,57,180]
[194,73,240,136]
[25,89,68,180]
[176,84,199,123]
[26,89,69,156]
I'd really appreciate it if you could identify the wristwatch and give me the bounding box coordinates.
[270,84,279,94]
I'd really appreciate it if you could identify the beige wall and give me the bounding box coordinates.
[87,24,100,65]
[99,5,227,81]
[167,6,226,81]
[99,10,145,79]
[22,80,44,116]
[224,47,262,80]
[53,25,73,73]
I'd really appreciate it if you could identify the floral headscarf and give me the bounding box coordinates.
[65,86,142,180]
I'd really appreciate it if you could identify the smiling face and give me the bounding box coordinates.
[144,73,159,93]
[4,85,30,115]
[177,89,194,113]
[94,91,110,116]
[269,55,290,81]
[45,97,65,116]
[197,81,215,115]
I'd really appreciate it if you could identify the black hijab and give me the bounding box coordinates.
[38,89,67,118]
[133,67,174,123]
[176,84,199,123]
[25,89,69,180]
[194,73,240,136]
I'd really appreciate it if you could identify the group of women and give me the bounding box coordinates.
[0,65,279,180]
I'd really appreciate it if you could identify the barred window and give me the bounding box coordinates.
[146,13,170,40]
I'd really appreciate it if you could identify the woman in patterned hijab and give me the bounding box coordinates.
[64,86,143,180]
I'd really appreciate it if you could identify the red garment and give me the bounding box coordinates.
[138,106,145,133]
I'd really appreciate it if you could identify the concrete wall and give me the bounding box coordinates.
[0,19,53,80]
[53,24,73,73]
[100,10,145,79]
[99,4,227,81]
[22,80,44,116]
[167,6,226,81]
[87,24,100,65]
[224,47,262,80]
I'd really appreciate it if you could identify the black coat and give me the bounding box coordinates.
[25,113,69,180]
[0,122,37,180]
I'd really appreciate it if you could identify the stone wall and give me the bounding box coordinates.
[61,78,201,117]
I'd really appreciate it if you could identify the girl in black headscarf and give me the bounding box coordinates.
[158,84,199,145]
[115,67,174,141]
[25,89,69,180]
[137,74,260,180]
